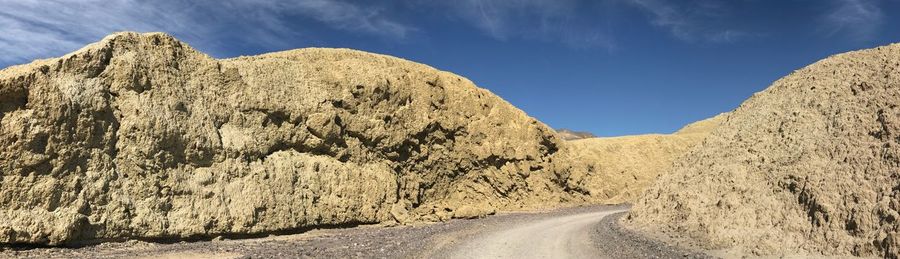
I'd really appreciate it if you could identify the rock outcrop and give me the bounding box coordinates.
[560,114,725,203]
[0,32,581,245]
[626,44,900,258]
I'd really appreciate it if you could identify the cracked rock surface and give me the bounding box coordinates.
[626,43,900,257]
[0,32,585,245]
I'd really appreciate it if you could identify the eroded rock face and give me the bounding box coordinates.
[0,32,578,245]
[626,44,900,257]
[559,114,726,203]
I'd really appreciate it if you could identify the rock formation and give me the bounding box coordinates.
[560,114,725,203]
[0,32,583,245]
[555,129,597,140]
[626,44,900,258]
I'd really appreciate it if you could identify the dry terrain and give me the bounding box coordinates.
[627,43,900,258]
[0,32,698,248]
[0,32,594,246]
[0,205,709,259]
[560,114,726,203]
[7,31,893,259]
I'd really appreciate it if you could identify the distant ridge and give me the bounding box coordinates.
[556,128,597,140]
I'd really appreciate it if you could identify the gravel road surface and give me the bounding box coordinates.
[1,205,710,258]
[439,207,626,258]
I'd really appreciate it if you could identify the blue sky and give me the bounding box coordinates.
[1,0,899,136]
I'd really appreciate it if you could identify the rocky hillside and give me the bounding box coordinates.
[0,32,587,246]
[555,129,597,140]
[626,44,900,258]
[560,114,726,203]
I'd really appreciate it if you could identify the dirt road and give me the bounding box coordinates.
[1,205,709,258]
[428,205,710,259]
[441,208,626,258]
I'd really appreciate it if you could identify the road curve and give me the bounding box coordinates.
[444,207,627,259]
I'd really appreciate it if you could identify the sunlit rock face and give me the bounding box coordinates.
[0,32,584,245]
[627,43,900,258]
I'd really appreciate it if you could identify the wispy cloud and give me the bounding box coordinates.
[267,0,413,39]
[822,0,884,40]
[0,0,413,66]
[425,0,616,50]
[624,0,750,43]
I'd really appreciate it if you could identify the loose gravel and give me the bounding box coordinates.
[1,205,712,258]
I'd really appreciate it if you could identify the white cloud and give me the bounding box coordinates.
[822,0,884,40]
[624,0,749,43]
[0,0,413,65]
[456,0,574,40]
[287,0,413,39]
[426,0,616,50]
[709,30,752,43]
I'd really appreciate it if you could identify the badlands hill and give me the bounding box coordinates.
[0,32,592,245]
[626,44,900,257]
[555,129,597,140]
[561,114,726,203]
